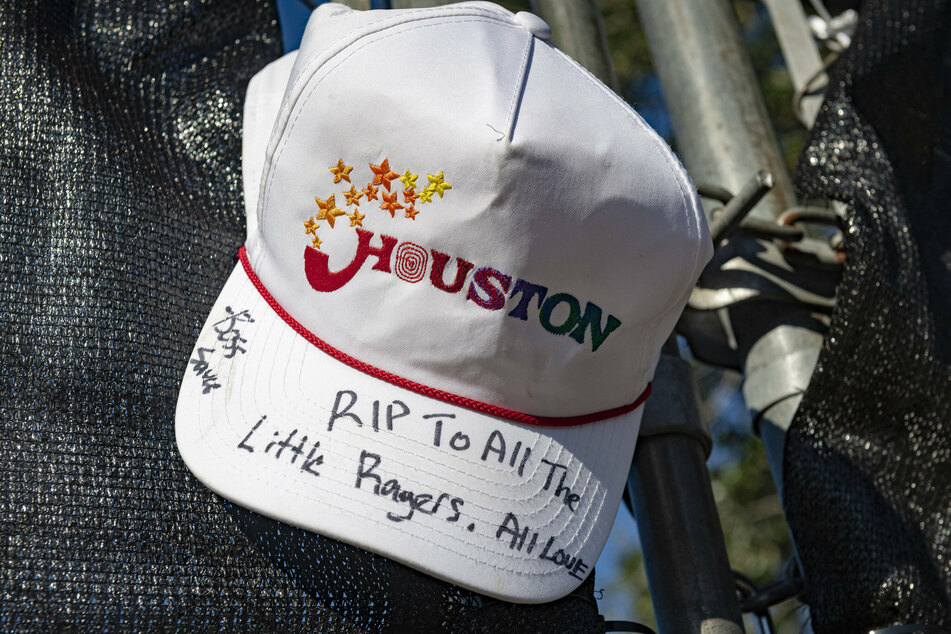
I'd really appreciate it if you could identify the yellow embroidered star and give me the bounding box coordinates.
[311,234,323,249]
[314,194,346,229]
[418,186,435,204]
[427,172,452,198]
[348,209,366,227]
[329,159,353,184]
[303,217,319,235]
[343,185,363,207]
[398,169,418,191]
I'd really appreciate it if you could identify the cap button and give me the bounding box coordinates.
[514,11,551,41]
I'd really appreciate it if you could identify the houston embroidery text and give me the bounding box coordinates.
[303,158,621,352]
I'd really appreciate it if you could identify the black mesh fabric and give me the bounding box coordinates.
[786,0,951,630]
[0,1,602,631]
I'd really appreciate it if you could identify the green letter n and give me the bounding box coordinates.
[569,302,621,352]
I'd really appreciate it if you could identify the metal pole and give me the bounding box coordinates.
[629,0,825,628]
[628,347,745,632]
[760,0,826,127]
[633,0,795,220]
[633,0,823,495]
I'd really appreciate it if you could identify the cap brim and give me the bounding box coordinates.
[175,48,643,605]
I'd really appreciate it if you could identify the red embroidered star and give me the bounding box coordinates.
[362,184,379,202]
[379,191,404,217]
[343,185,363,207]
[370,158,400,191]
[329,159,353,184]
[402,188,419,206]
[404,205,419,220]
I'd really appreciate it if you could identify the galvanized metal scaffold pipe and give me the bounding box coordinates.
[629,0,826,631]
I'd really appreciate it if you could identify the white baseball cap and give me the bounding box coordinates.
[176,1,711,604]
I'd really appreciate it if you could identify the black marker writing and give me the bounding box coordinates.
[189,346,222,394]
[301,441,324,476]
[377,400,409,431]
[430,419,532,477]
[354,450,465,524]
[190,346,215,375]
[238,416,266,452]
[213,306,255,359]
[328,390,410,433]
[427,414,456,447]
[540,459,581,512]
[328,390,360,431]
[450,432,470,451]
[237,416,323,477]
[495,512,590,580]
[508,441,530,477]
[192,307,253,395]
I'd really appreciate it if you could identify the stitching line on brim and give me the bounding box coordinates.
[181,274,613,579]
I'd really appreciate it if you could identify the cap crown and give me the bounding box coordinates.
[246,2,710,418]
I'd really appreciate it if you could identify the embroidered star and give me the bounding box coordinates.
[404,205,419,220]
[379,191,404,218]
[370,158,400,191]
[343,185,363,207]
[418,186,435,204]
[348,209,366,227]
[362,184,379,202]
[398,169,418,190]
[402,188,419,206]
[427,172,452,198]
[311,234,323,249]
[329,159,353,184]
[303,217,319,235]
[315,194,346,228]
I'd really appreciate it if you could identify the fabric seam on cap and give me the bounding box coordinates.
[286,4,514,104]
[262,6,518,232]
[255,17,520,260]
[239,246,650,426]
[504,31,534,142]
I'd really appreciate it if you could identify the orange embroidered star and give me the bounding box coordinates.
[362,184,379,202]
[405,205,419,220]
[303,217,319,235]
[370,158,400,191]
[427,172,452,198]
[348,209,366,227]
[343,185,363,207]
[418,186,435,204]
[380,191,404,217]
[402,188,419,206]
[311,234,323,249]
[329,159,353,184]
[315,194,346,228]
[398,169,418,190]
